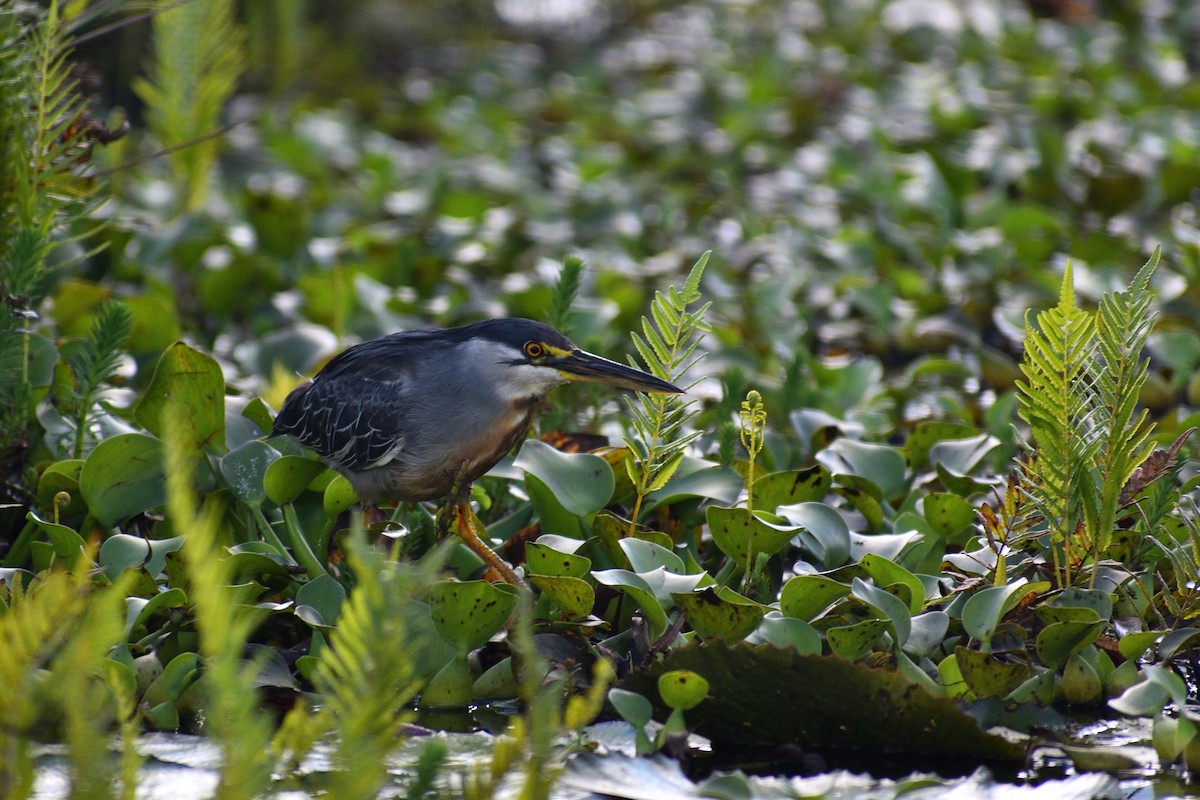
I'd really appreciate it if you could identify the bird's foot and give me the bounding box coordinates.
[455,500,528,589]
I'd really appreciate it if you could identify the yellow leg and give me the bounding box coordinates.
[454,499,527,589]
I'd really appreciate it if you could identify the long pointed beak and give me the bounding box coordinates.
[553,350,683,394]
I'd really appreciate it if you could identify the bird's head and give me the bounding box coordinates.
[461,318,683,400]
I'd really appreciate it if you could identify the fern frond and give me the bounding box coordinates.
[623,252,710,532]
[1016,263,1096,584]
[62,299,132,458]
[311,536,436,797]
[133,0,244,212]
[1086,250,1159,564]
[548,256,584,335]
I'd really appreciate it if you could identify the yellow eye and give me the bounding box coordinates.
[523,342,543,358]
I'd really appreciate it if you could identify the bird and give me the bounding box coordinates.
[270,317,683,585]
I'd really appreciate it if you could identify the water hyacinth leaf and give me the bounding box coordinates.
[295,574,346,628]
[1061,651,1103,704]
[779,574,851,621]
[858,553,925,614]
[36,459,86,519]
[263,455,327,505]
[1119,631,1165,661]
[848,530,924,562]
[126,588,187,639]
[525,472,583,538]
[745,611,822,655]
[904,611,950,658]
[937,653,968,698]
[658,670,708,711]
[775,502,851,568]
[26,511,86,563]
[907,421,982,469]
[430,580,519,653]
[609,687,654,727]
[515,439,614,516]
[751,466,832,512]
[1036,619,1106,670]
[791,409,863,456]
[818,438,908,500]
[593,569,669,638]
[220,439,280,507]
[1037,587,1113,622]
[525,541,591,578]
[225,548,294,586]
[851,578,911,646]
[1110,681,1170,719]
[592,510,672,569]
[643,465,744,512]
[954,647,1030,699]
[134,342,227,454]
[323,472,358,517]
[961,580,1044,652]
[922,493,976,540]
[99,534,184,581]
[834,477,884,530]
[620,537,684,574]
[827,618,889,661]
[1157,627,1200,661]
[706,506,796,569]
[527,574,594,619]
[80,433,167,527]
[673,586,768,642]
[928,433,1000,475]
[422,653,473,709]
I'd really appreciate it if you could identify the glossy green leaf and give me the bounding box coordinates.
[525,541,591,578]
[745,611,822,655]
[26,511,86,564]
[751,466,832,512]
[779,574,851,621]
[220,440,280,508]
[134,342,226,454]
[858,553,925,614]
[294,574,346,628]
[922,493,976,539]
[658,670,708,711]
[323,472,358,517]
[954,647,1029,698]
[819,438,908,500]
[263,455,327,505]
[429,580,519,653]
[79,434,167,527]
[706,506,796,570]
[527,574,594,619]
[673,586,768,642]
[1035,619,1105,670]
[850,578,911,647]
[826,618,889,662]
[515,439,614,516]
[620,538,684,574]
[961,580,1046,652]
[98,534,184,580]
[775,502,851,568]
[36,459,86,520]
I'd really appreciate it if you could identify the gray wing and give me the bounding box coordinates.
[271,375,408,470]
[270,334,432,470]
